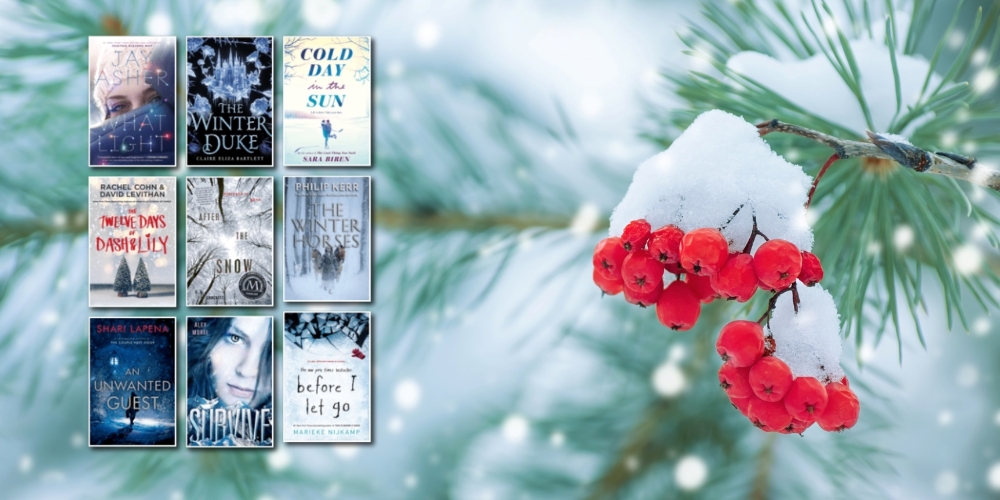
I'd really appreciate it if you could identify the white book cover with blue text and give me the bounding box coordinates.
[282,37,371,167]
[283,312,371,443]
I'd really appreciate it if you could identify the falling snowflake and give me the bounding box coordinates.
[394,379,421,410]
[188,37,204,53]
[200,45,215,58]
[186,62,195,78]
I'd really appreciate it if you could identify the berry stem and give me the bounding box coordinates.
[805,153,840,209]
[742,215,770,254]
[719,203,745,232]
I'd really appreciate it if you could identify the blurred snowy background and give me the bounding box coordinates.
[1,0,1000,498]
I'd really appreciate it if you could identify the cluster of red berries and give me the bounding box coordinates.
[716,320,860,434]
[592,218,824,331]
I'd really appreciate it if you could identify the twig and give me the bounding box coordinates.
[806,153,841,209]
[757,119,1000,192]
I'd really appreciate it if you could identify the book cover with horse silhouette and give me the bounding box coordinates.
[283,176,370,302]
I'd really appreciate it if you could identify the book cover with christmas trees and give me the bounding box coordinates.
[185,37,273,167]
[282,37,371,167]
[88,36,177,167]
[186,316,273,447]
[283,312,371,443]
[88,177,176,307]
[185,177,273,306]
[283,176,371,302]
[89,317,176,447]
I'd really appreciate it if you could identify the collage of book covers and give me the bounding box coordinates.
[87,36,372,448]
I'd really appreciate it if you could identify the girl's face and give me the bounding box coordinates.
[210,318,271,408]
[105,84,161,119]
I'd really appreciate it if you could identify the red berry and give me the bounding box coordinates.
[647,225,684,263]
[718,364,753,399]
[748,356,793,402]
[730,396,750,417]
[655,280,701,330]
[685,273,718,303]
[593,237,629,280]
[753,239,802,291]
[623,282,661,307]
[621,219,652,252]
[783,376,829,421]
[621,250,663,293]
[748,396,793,432]
[592,268,624,295]
[778,419,814,435]
[710,253,758,302]
[840,375,849,387]
[715,320,765,368]
[679,228,730,276]
[816,382,860,432]
[664,260,684,275]
[798,251,823,286]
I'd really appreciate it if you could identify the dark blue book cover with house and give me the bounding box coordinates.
[89,317,176,447]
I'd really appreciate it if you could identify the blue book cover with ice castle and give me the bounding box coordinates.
[186,36,273,167]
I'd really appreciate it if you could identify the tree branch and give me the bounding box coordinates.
[756,119,1000,192]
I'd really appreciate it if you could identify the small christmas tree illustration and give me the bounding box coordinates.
[112,256,131,297]
[133,257,151,298]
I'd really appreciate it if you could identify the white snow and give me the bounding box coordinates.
[727,39,943,134]
[610,110,813,253]
[674,455,708,491]
[651,361,685,398]
[767,284,844,383]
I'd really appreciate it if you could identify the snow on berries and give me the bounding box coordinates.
[589,109,857,434]
[714,284,860,434]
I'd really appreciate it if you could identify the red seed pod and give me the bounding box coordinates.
[798,251,824,286]
[623,282,662,307]
[778,418,815,435]
[715,320,765,368]
[621,219,652,252]
[679,228,730,276]
[783,376,829,421]
[748,356,793,402]
[655,280,701,330]
[719,363,753,399]
[753,239,803,291]
[748,396,793,432]
[710,253,759,302]
[816,382,860,432]
[593,237,629,281]
[621,250,664,294]
[685,273,718,303]
[647,225,685,263]
[730,396,751,417]
[593,268,624,295]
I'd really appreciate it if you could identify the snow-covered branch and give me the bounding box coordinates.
[757,119,1000,192]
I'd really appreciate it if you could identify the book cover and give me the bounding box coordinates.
[88,36,177,167]
[283,312,371,443]
[282,36,371,166]
[88,177,177,307]
[185,177,273,306]
[89,317,176,447]
[186,37,273,167]
[283,176,371,302]
[187,316,274,447]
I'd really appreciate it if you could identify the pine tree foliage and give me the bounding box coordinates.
[133,257,151,294]
[113,256,132,295]
[648,0,1000,351]
[0,0,993,499]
